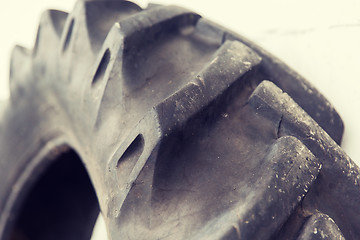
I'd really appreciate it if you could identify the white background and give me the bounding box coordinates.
[1,0,360,238]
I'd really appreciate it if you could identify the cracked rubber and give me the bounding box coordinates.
[1,1,359,240]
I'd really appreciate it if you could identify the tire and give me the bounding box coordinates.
[0,1,358,240]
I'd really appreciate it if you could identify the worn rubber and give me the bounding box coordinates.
[0,1,358,240]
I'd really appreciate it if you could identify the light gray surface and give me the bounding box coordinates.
[1,0,360,238]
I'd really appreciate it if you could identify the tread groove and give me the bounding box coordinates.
[117,134,145,190]
[62,18,74,52]
[92,48,110,85]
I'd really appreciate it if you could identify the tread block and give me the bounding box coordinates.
[91,6,203,130]
[9,45,32,99]
[111,74,321,239]
[116,132,320,239]
[94,12,261,135]
[10,10,68,98]
[194,18,225,46]
[207,136,321,240]
[297,213,345,240]
[58,1,141,83]
[49,10,68,38]
[120,6,201,90]
[33,10,68,57]
[248,80,360,239]
[197,18,344,144]
[120,5,200,52]
[91,25,125,129]
[155,40,261,134]
[59,0,141,54]
[84,1,142,52]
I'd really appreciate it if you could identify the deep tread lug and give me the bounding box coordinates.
[193,136,321,240]
[197,18,344,144]
[9,45,32,100]
[248,80,360,239]
[155,40,261,134]
[1,1,356,240]
[297,213,345,240]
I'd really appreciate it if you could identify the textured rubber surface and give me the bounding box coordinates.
[0,1,359,240]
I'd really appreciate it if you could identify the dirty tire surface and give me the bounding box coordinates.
[0,1,359,240]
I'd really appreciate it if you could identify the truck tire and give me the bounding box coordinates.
[1,1,359,239]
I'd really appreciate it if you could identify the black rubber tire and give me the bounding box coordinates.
[1,1,359,240]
